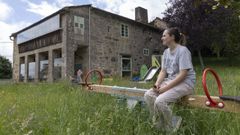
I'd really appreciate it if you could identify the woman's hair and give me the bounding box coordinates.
[166,27,186,45]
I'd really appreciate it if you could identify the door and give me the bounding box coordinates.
[121,56,132,77]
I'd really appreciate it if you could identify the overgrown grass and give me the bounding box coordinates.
[0,58,239,135]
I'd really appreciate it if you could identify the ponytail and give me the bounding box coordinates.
[166,27,187,45]
[179,33,186,46]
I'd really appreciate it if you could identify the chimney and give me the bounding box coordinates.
[135,7,148,23]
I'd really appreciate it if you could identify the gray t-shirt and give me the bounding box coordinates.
[162,45,196,88]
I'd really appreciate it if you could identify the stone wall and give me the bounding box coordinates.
[12,38,19,82]
[89,8,164,77]
[66,7,90,77]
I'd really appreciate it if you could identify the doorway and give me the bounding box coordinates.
[121,56,132,77]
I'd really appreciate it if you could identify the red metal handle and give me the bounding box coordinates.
[85,69,103,90]
[202,68,224,108]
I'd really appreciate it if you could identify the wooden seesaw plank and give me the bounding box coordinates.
[86,85,240,113]
[180,95,240,113]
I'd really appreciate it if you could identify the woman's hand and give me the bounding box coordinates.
[160,69,188,92]
[153,69,166,92]
[153,83,167,93]
[157,86,167,94]
[154,82,160,88]
[152,84,159,92]
[153,87,165,94]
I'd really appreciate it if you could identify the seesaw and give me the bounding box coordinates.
[81,68,240,113]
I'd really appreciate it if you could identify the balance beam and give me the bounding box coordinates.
[87,85,240,113]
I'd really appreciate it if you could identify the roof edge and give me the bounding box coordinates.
[91,6,163,31]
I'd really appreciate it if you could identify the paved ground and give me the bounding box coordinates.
[0,79,12,84]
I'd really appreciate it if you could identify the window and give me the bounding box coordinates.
[121,56,132,77]
[28,62,35,81]
[143,48,149,56]
[17,14,60,44]
[20,64,25,81]
[19,57,25,81]
[80,24,84,28]
[121,24,128,37]
[40,60,48,81]
[74,23,79,27]
[74,16,84,35]
[53,49,62,80]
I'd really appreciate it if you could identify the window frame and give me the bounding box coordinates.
[120,24,129,38]
[143,48,149,56]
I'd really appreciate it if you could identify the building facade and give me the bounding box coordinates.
[11,5,165,82]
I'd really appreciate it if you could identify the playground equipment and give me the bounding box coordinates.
[202,68,224,108]
[151,55,161,68]
[139,55,162,82]
[82,69,240,113]
[140,67,161,82]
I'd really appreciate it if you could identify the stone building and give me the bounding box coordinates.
[150,17,168,29]
[10,5,166,82]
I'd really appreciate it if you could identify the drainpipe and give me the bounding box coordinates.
[88,6,91,71]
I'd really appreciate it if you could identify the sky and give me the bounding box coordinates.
[0,0,169,63]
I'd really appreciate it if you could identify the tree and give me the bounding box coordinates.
[163,0,239,68]
[213,0,240,15]
[0,55,12,79]
[223,16,240,65]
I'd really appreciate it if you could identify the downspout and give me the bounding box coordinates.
[9,35,14,41]
[88,6,91,71]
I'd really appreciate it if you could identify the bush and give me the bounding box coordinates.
[0,55,12,79]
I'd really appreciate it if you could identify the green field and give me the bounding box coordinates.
[0,58,239,135]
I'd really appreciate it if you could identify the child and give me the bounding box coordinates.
[76,69,83,83]
[144,27,196,132]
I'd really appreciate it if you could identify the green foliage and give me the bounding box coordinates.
[224,18,240,58]
[164,0,240,57]
[211,0,240,58]
[213,0,240,15]
[0,55,12,79]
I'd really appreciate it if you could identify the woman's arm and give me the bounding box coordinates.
[154,69,167,88]
[157,69,188,93]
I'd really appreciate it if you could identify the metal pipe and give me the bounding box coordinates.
[88,6,91,71]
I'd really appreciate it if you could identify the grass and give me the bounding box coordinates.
[0,57,239,135]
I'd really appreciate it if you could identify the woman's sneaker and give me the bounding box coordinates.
[152,115,162,129]
[171,116,182,132]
